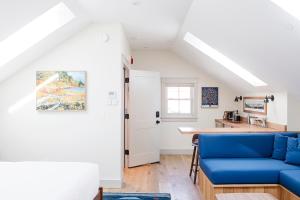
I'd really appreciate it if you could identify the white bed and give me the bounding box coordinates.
[0,162,100,200]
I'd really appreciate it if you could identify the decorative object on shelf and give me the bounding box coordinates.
[232,110,241,122]
[223,111,234,120]
[251,117,267,127]
[264,95,275,103]
[201,87,218,108]
[36,71,86,111]
[243,96,267,115]
[234,96,243,102]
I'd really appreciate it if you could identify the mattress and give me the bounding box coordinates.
[0,162,99,200]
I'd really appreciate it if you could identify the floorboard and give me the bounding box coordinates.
[105,155,201,200]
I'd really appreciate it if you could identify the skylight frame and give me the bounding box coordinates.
[183,32,267,87]
[0,2,75,68]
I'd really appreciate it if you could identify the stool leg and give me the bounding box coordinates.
[194,148,199,184]
[189,146,196,176]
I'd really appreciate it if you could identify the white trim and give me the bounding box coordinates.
[160,149,193,155]
[100,179,122,188]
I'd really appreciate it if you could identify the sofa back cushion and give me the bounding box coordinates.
[285,137,300,165]
[272,134,288,160]
[280,132,299,137]
[199,134,274,158]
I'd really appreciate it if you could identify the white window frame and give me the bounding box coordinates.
[161,78,198,121]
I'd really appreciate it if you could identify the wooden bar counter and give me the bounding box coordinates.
[178,119,287,135]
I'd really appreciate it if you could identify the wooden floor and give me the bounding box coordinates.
[105,155,201,200]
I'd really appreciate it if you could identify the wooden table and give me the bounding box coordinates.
[216,193,278,200]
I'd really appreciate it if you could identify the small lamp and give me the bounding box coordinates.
[234,96,243,102]
[264,95,275,103]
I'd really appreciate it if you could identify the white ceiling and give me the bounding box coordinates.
[77,0,193,49]
[1,0,300,97]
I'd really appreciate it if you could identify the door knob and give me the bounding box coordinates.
[156,120,160,124]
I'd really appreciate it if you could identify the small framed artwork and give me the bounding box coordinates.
[243,97,267,115]
[36,71,86,111]
[201,87,219,108]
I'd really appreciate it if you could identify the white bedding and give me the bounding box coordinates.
[0,162,99,200]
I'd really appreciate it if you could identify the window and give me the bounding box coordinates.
[0,2,75,68]
[183,32,267,87]
[162,78,197,121]
[270,0,300,21]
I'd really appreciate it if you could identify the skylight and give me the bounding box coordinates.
[0,2,75,68]
[270,0,300,21]
[183,32,267,87]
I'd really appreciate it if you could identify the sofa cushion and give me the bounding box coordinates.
[200,158,300,184]
[272,134,288,160]
[280,170,300,197]
[279,132,299,137]
[285,137,300,165]
[199,134,274,159]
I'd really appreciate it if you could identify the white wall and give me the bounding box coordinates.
[287,94,300,131]
[239,92,288,125]
[0,24,130,188]
[132,50,239,153]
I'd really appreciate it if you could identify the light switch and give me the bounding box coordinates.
[107,91,118,105]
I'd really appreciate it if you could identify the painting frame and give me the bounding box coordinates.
[243,96,267,115]
[201,87,219,108]
[36,71,86,111]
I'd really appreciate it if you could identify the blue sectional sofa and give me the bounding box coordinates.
[198,133,300,200]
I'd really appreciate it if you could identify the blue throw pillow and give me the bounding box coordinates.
[272,134,288,160]
[285,137,300,165]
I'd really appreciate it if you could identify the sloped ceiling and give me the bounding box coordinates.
[1,0,300,97]
[173,0,300,96]
[0,0,61,41]
[0,0,193,82]
[0,0,90,82]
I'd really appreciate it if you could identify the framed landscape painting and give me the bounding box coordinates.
[36,71,86,111]
[243,97,267,115]
[201,87,219,108]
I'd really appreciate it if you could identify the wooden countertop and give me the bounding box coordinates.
[178,119,286,135]
[215,119,252,128]
[178,127,280,135]
[215,119,287,131]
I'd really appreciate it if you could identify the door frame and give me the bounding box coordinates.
[123,64,130,168]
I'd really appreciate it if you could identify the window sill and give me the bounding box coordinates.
[161,117,198,122]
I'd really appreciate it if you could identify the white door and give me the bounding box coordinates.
[128,70,161,167]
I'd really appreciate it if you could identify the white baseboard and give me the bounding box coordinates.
[100,179,122,188]
[160,149,193,155]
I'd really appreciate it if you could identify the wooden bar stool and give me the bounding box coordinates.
[189,134,199,184]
